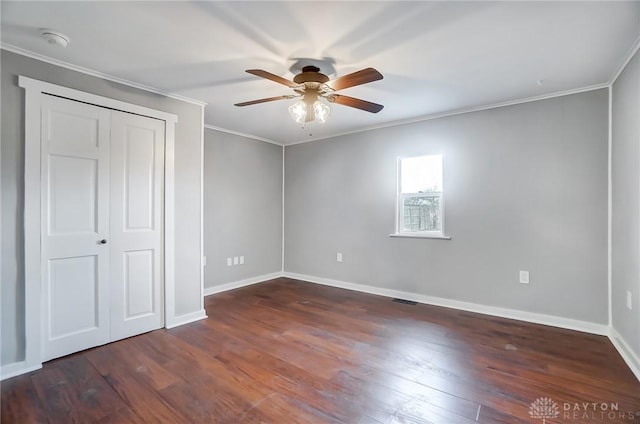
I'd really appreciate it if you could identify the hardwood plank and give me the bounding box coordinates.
[2,277,639,423]
[332,369,480,423]
[30,354,141,423]
[156,374,271,423]
[476,404,531,424]
[213,343,361,422]
[1,374,49,423]
[84,343,189,422]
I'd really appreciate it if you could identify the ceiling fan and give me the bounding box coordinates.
[234,66,384,124]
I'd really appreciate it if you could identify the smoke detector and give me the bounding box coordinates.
[40,29,70,48]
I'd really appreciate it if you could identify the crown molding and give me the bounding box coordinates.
[1,43,207,107]
[208,81,608,147]
[609,34,640,86]
[203,124,281,145]
[4,42,620,147]
[284,82,610,146]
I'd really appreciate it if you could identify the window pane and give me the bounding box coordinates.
[400,154,442,193]
[402,196,441,232]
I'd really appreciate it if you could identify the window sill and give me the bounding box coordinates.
[389,233,452,240]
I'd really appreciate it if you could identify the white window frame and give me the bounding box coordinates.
[391,154,451,240]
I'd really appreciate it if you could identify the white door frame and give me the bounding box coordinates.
[19,76,178,370]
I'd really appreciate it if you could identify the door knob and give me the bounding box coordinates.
[99,239,107,244]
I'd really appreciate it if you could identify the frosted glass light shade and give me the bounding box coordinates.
[288,100,307,124]
[313,101,330,123]
[289,98,330,124]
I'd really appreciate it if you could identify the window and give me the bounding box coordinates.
[395,154,448,238]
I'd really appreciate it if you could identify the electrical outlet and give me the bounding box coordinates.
[239,256,244,265]
[519,271,529,284]
[233,256,239,265]
[627,291,633,310]
[226,257,232,267]
[337,252,343,263]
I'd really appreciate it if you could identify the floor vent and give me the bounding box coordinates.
[392,298,417,305]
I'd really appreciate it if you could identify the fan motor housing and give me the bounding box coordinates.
[293,66,329,84]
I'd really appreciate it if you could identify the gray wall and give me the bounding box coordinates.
[203,129,282,287]
[612,48,640,357]
[285,89,609,324]
[1,50,204,365]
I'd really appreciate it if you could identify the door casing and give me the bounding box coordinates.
[20,76,178,370]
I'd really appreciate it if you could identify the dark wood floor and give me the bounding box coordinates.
[2,277,639,423]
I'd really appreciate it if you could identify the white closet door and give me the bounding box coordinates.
[41,95,111,361]
[41,96,165,361]
[109,111,164,341]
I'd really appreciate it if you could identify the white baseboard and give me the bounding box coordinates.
[283,272,640,382]
[608,327,640,382]
[165,309,207,329]
[284,272,640,382]
[2,310,210,379]
[5,273,636,383]
[1,361,42,381]
[2,310,209,380]
[203,272,284,297]
[283,272,609,336]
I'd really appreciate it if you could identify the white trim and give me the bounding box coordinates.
[283,272,609,336]
[284,83,610,146]
[2,44,206,107]
[608,86,613,327]
[22,79,43,371]
[3,43,615,148]
[609,34,640,85]
[165,310,207,329]
[0,361,42,382]
[4,44,614,149]
[163,111,177,329]
[203,124,281,146]
[203,272,284,297]
[389,233,451,240]
[606,36,640,384]
[395,154,447,239]
[608,327,640,382]
[0,127,1,373]
[7,270,637,381]
[18,77,177,124]
[18,76,180,367]
[199,106,206,314]
[281,146,286,272]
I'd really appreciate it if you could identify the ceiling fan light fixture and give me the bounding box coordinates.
[238,65,382,125]
[313,100,330,123]
[288,98,331,125]
[288,100,307,124]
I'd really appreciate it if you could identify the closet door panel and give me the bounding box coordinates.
[40,95,111,361]
[109,111,165,341]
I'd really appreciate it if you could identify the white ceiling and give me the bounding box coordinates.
[2,1,639,145]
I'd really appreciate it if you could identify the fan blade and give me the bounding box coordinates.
[327,94,384,113]
[246,69,299,88]
[234,95,297,107]
[326,68,383,91]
